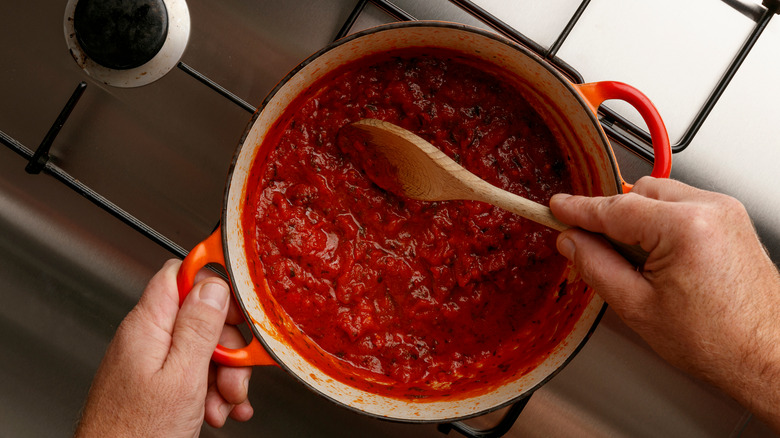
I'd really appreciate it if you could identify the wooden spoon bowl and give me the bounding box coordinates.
[347,118,648,266]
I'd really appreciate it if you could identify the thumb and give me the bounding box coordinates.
[168,279,230,375]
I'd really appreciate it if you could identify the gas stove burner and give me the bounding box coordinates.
[74,0,169,70]
[64,0,190,87]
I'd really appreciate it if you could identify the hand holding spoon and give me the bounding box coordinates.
[345,118,648,266]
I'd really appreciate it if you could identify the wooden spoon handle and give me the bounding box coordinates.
[481,186,569,232]
[473,182,649,266]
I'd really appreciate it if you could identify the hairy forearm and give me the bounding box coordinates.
[724,265,780,430]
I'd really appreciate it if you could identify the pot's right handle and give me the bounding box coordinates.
[177,227,276,367]
[576,81,672,192]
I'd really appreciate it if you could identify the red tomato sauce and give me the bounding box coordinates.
[243,48,591,399]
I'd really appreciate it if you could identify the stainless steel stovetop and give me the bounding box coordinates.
[1,1,778,437]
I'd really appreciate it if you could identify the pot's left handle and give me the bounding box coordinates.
[176,227,276,367]
[576,81,672,192]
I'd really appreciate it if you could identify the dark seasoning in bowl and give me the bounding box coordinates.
[242,47,592,399]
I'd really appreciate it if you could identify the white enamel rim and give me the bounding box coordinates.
[64,0,190,88]
[223,22,617,422]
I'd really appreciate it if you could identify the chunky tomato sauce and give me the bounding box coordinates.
[243,49,591,399]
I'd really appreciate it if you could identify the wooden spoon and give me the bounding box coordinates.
[347,118,648,266]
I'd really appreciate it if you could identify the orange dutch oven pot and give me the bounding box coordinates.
[177,22,671,423]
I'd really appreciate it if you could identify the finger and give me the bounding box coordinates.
[192,267,245,325]
[216,368,251,407]
[133,259,184,336]
[166,278,230,376]
[557,229,654,323]
[204,383,232,428]
[118,259,183,369]
[204,382,254,428]
[229,399,254,422]
[550,192,664,251]
[631,176,705,202]
[216,325,253,405]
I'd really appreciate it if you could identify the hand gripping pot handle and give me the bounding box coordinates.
[576,81,672,192]
[177,228,276,367]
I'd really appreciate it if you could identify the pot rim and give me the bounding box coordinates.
[221,20,616,423]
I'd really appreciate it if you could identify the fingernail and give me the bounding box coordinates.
[558,236,576,260]
[199,281,229,310]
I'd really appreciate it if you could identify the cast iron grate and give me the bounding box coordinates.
[0,1,777,435]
